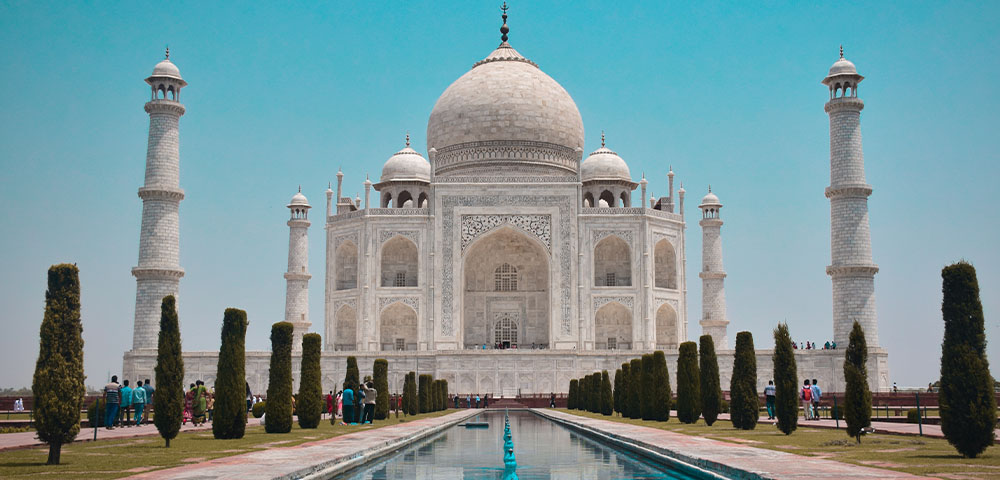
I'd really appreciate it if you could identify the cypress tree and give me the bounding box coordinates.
[585,374,596,413]
[32,264,85,465]
[844,321,872,443]
[939,262,996,458]
[373,359,389,419]
[619,363,630,417]
[593,374,603,413]
[628,359,642,419]
[650,351,672,421]
[676,342,701,424]
[730,331,759,430]
[699,335,722,427]
[773,323,798,435]
[600,370,613,416]
[297,333,323,429]
[441,380,449,410]
[431,379,440,411]
[612,368,623,415]
[568,379,578,409]
[213,308,247,439]
[265,322,294,433]
[579,377,589,412]
[418,374,432,413]
[403,372,417,415]
[154,296,185,446]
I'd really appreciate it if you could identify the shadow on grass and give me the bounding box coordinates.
[913,453,979,459]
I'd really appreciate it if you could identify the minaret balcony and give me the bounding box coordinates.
[824,184,872,199]
[144,100,186,115]
[826,264,880,277]
[824,96,864,113]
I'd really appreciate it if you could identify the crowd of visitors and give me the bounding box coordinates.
[101,375,155,429]
[791,341,837,350]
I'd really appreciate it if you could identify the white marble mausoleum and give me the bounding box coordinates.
[123,13,889,395]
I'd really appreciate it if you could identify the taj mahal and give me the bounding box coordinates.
[122,10,889,395]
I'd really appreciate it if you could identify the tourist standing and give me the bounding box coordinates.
[183,383,195,425]
[800,380,813,420]
[454,394,459,409]
[362,381,377,424]
[466,394,471,408]
[245,382,253,417]
[192,380,208,425]
[13,398,23,412]
[142,378,154,424]
[484,394,489,408]
[326,391,334,419]
[103,375,121,430]
[550,393,556,408]
[119,380,133,428]
[132,380,147,426]
[475,394,481,409]
[354,385,364,423]
[207,387,216,422]
[764,380,776,420]
[336,390,343,418]
[341,387,355,425]
[810,379,822,421]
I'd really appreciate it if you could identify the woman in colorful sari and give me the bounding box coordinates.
[192,380,208,425]
[183,383,195,425]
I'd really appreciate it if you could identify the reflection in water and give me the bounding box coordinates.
[336,411,711,479]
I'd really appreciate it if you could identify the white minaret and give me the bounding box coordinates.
[823,47,879,347]
[285,187,312,352]
[131,48,187,351]
[699,187,728,349]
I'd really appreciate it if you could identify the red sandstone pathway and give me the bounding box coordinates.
[0,421,213,452]
[539,409,936,479]
[127,410,479,480]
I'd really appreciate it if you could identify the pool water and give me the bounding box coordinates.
[338,410,713,479]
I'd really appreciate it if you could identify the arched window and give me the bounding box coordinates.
[620,191,630,207]
[417,192,429,208]
[595,302,632,349]
[335,305,357,351]
[335,240,358,290]
[397,190,413,208]
[594,235,631,286]
[655,303,678,348]
[654,239,677,289]
[382,192,393,208]
[494,263,517,291]
[494,312,518,346]
[599,190,615,208]
[381,236,418,287]
[582,192,594,208]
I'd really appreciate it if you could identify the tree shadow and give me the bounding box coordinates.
[913,454,972,459]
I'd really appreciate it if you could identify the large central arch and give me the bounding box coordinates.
[462,226,550,348]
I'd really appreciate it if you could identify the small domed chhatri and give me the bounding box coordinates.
[288,186,309,207]
[380,134,431,183]
[581,133,631,183]
[149,47,185,82]
[699,187,721,208]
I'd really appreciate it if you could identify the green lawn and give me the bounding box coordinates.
[558,409,1000,479]
[0,410,453,479]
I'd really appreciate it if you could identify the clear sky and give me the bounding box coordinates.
[1,1,997,389]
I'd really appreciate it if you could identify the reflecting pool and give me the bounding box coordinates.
[338,411,714,479]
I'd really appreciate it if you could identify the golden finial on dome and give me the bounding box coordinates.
[839,45,844,59]
[165,46,170,60]
[500,2,510,43]
[405,132,410,147]
[601,131,605,148]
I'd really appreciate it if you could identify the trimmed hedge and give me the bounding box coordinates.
[612,368,623,415]
[568,379,578,409]
[404,372,417,415]
[699,335,722,426]
[627,359,642,419]
[619,363,631,417]
[649,351,671,421]
[418,374,432,413]
[939,262,996,458]
[252,401,266,418]
[155,296,185,446]
[730,331,759,430]
[373,359,389,420]
[297,333,323,429]
[600,370,613,416]
[773,323,798,435]
[264,322,294,433]
[676,342,700,424]
[213,308,248,439]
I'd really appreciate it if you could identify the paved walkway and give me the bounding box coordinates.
[0,421,213,452]
[538,409,935,480]
[127,409,479,480]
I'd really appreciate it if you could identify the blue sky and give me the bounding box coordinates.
[1,1,997,389]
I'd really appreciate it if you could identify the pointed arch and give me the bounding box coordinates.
[599,190,615,208]
[379,301,418,351]
[594,235,631,286]
[335,305,357,351]
[654,238,677,289]
[397,190,413,208]
[335,240,358,290]
[582,191,594,208]
[619,191,629,207]
[382,192,393,208]
[381,236,418,287]
[595,301,632,349]
[655,303,678,348]
[417,192,429,208]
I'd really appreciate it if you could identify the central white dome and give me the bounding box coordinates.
[426,42,584,177]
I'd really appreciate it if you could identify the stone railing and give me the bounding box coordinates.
[328,208,430,224]
[581,207,682,221]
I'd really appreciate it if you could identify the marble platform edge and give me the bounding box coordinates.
[295,409,481,480]
[532,409,736,480]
